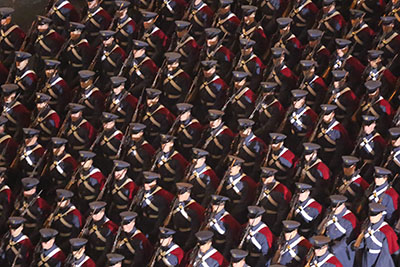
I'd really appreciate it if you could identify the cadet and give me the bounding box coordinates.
[108,160,138,222]
[384,128,400,192]
[155,227,184,266]
[192,230,227,266]
[141,88,176,148]
[48,0,79,36]
[292,183,322,237]
[207,195,241,258]
[76,150,105,214]
[32,228,65,266]
[214,0,240,46]
[375,16,400,74]
[113,1,137,52]
[0,168,11,230]
[187,0,214,41]
[174,103,203,159]
[308,235,343,267]
[106,253,124,267]
[50,189,82,251]
[274,220,311,266]
[302,29,331,76]
[242,206,273,267]
[230,249,250,267]
[105,76,137,130]
[221,156,257,224]
[124,123,155,178]
[116,211,153,266]
[318,0,346,51]
[13,52,37,104]
[0,117,18,167]
[138,172,174,243]
[18,128,45,177]
[258,167,292,235]
[289,0,319,44]
[186,148,219,206]
[82,0,111,46]
[68,238,96,267]
[153,134,188,192]
[86,201,118,266]
[3,217,33,266]
[0,7,25,68]
[171,183,205,250]
[157,0,187,36]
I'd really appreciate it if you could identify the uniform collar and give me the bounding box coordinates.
[11,233,24,242]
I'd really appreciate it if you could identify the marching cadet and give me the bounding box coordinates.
[324,195,358,266]
[174,103,203,159]
[265,133,297,181]
[326,70,359,122]
[1,79,30,139]
[64,103,96,155]
[0,117,18,167]
[47,137,77,191]
[242,206,274,267]
[153,134,188,192]
[48,0,79,36]
[258,167,292,235]
[82,0,111,46]
[141,11,169,66]
[41,59,71,114]
[274,220,311,266]
[230,249,249,267]
[113,1,136,52]
[192,230,227,267]
[186,148,219,205]
[105,76,137,130]
[124,123,155,178]
[0,168,11,230]
[138,172,174,243]
[3,217,33,266]
[253,82,284,140]
[333,156,369,212]
[235,38,265,93]
[17,178,50,242]
[292,183,322,237]
[234,119,266,178]
[362,50,397,99]
[195,60,228,121]
[142,88,176,148]
[200,109,234,169]
[106,253,124,267]
[116,211,153,266]
[289,0,319,44]
[298,60,327,112]
[128,40,159,97]
[345,9,375,65]
[285,90,318,154]
[62,22,92,86]
[302,29,331,76]
[32,93,60,146]
[51,189,82,251]
[266,48,298,108]
[86,201,118,266]
[207,195,241,258]
[353,115,386,182]
[308,235,343,267]
[170,183,205,250]
[68,238,96,267]
[203,28,234,81]
[161,52,192,111]
[187,0,214,42]
[226,72,255,129]
[108,160,138,222]
[96,112,123,172]
[18,128,45,177]
[239,5,268,60]
[13,51,37,105]
[0,7,25,68]
[352,203,399,267]
[173,20,201,76]
[157,0,187,36]
[154,227,184,266]
[355,0,385,30]
[385,128,400,192]
[32,16,64,64]
[32,228,65,266]
[77,70,105,128]
[316,104,350,170]
[297,143,331,204]
[221,156,257,224]
[272,17,303,70]
[97,30,126,87]
[214,0,240,46]
[76,151,105,214]
[317,0,346,51]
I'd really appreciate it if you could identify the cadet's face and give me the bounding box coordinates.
[45,69,55,77]
[374,176,387,186]
[304,153,314,162]
[382,24,392,33]
[10,226,23,237]
[167,62,179,71]
[131,131,143,140]
[180,111,190,121]
[80,79,92,88]
[72,247,85,259]
[369,58,380,68]
[16,59,28,70]
[244,14,254,24]
[36,102,47,110]
[160,237,172,247]
[103,121,115,129]
[144,181,156,190]
[337,48,346,58]
[82,159,92,169]
[161,141,173,152]
[369,212,383,224]
[271,142,283,150]
[206,37,218,47]
[315,246,327,256]
[195,157,206,167]
[293,98,305,109]
[299,190,310,201]
[210,118,221,128]
[103,37,113,46]
[363,123,375,134]
[70,30,81,40]
[113,85,124,95]
[203,67,215,78]
[70,111,82,121]
[24,188,36,197]
[117,8,127,18]
[323,113,334,123]
[143,20,153,29]
[393,137,400,147]
[234,79,246,88]
[199,241,211,253]
[92,210,105,221]
[343,165,355,176]
[122,220,135,232]
[114,169,127,180]
[88,0,98,9]
[146,97,158,107]
[232,261,245,267]
[133,48,145,58]
[41,239,54,250]
[58,199,69,208]
[230,165,240,175]
[178,191,190,202]
[284,230,296,240]
[37,24,48,32]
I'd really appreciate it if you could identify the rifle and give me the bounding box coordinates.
[56,109,72,137]
[55,37,71,60]
[350,126,364,156]
[353,218,369,249]
[11,247,21,267]
[316,202,340,235]
[277,106,294,133]
[111,224,123,253]
[65,165,83,190]
[128,187,145,211]
[10,143,25,169]
[215,157,237,195]
[5,55,17,83]
[38,146,53,177]
[118,50,134,77]
[163,197,179,227]
[249,94,267,120]
[116,122,132,159]
[43,197,65,228]
[88,44,104,71]
[286,192,299,220]
[97,165,116,201]
[89,128,105,151]
[271,233,285,264]
[261,142,272,167]
[304,247,315,267]
[10,190,43,219]
[350,94,368,123]
[148,244,162,267]
[238,223,251,249]
[131,86,146,123]
[308,111,324,142]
